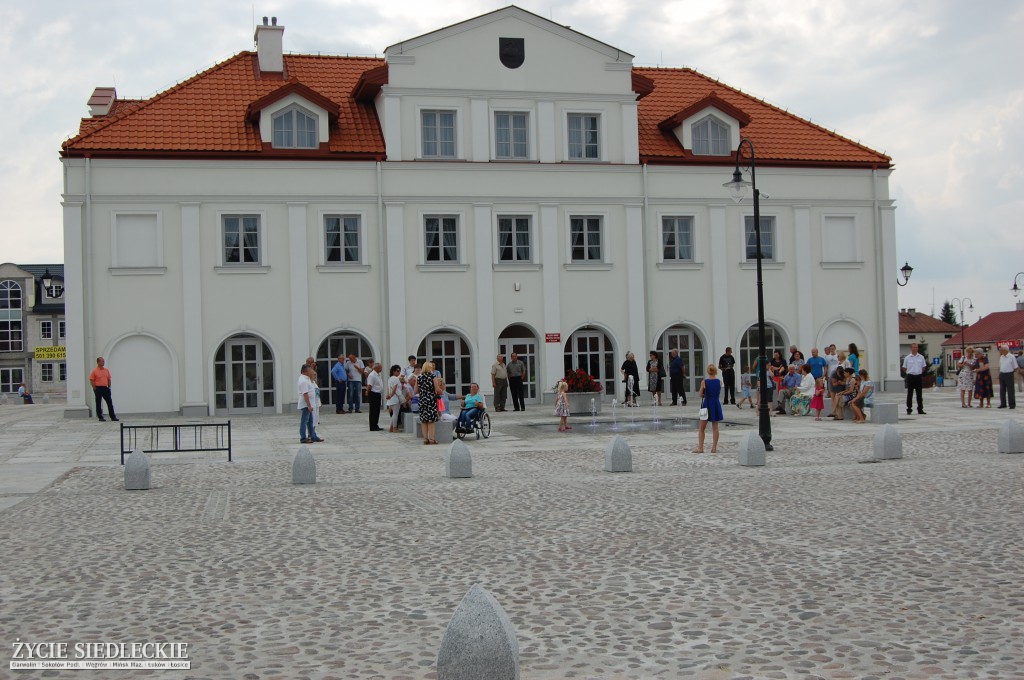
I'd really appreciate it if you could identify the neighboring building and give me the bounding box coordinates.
[942,306,1024,377]
[59,7,901,417]
[898,308,959,375]
[0,263,67,398]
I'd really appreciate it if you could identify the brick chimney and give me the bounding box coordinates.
[254,16,284,74]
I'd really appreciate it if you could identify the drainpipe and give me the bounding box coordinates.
[872,168,886,390]
[84,156,94,365]
[377,160,388,361]
[642,161,651,351]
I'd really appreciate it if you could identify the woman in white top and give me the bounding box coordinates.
[385,364,403,432]
[788,365,816,416]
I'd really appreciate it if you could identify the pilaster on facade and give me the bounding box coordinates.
[473,204,496,385]
[539,203,561,389]
[537,101,556,163]
[709,205,729,353]
[793,206,814,350]
[288,203,310,411]
[180,203,206,416]
[470,99,489,163]
[385,203,408,364]
[625,204,646,353]
[61,200,90,418]
[879,204,902,389]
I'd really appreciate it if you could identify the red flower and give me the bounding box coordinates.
[559,368,603,393]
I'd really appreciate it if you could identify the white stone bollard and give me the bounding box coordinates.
[871,403,898,424]
[0,394,7,405]
[124,448,151,490]
[997,420,1024,454]
[292,445,316,484]
[737,432,766,466]
[437,584,520,680]
[446,440,473,478]
[604,435,632,472]
[873,424,903,460]
[42,394,51,404]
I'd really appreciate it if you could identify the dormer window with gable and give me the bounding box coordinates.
[272,105,318,149]
[692,115,730,156]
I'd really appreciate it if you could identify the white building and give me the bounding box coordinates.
[60,7,901,417]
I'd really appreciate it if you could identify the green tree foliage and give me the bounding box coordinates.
[940,300,958,326]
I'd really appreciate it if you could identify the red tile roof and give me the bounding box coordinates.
[899,311,961,335]
[63,54,890,169]
[63,52,386,159]
[942,310,1024,347]
[636,67,891,168]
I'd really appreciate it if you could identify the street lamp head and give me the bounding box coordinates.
[41,268,52,289]
[1013,272,1024,298]
[900,262,913,283]
[723,169,750,204]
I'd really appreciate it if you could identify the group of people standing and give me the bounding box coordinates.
[954,346,1019,409]
[618,349,689,407]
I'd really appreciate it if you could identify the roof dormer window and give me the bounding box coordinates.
[272,106,318,149]
[692,115,730,156]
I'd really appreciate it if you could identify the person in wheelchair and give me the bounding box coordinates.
[456,382,487,432]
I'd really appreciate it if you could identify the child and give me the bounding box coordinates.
[554,381,571,431]
[810,377,825,421]
[737,367,753,409]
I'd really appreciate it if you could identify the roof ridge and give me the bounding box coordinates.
[635,65,890,162]
[63,51,255,150]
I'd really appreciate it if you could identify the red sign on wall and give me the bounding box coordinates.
[545,333,561,343]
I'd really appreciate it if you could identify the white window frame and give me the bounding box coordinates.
[59,362,67,382]
[566,112,602,161]
[420,109,459,159]
[216,212,268,271]
[743,215,778,264]
[41,362,54,383]
[568,214,606,264]
[493,111,530,160]
[271,104,319,149]
[58,320,66,339]
[110,211,164,272]
[660,216,696,263]
[422,214,461,265]
[691,114,731,156]
[321,213,364,266]
[40,320,52,340]
[495,215,533,264]
[0,280,23,353]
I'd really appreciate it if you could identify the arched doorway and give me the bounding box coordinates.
[563,327,616,396]
[738,323,787,373]
[108,335,176,413]
[214,334,275,415]
[418,330,472,396]
[498,324,539,401]
[315,331,374,407]
[818,319,869,370]
[657,325,705,393]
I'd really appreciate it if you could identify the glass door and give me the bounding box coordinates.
[659,326,705,393]
[422,333,471,397]
[563,330,615,395]
[215,336,275,415]
[498,338,538,401]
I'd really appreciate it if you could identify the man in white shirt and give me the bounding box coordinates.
[345,354,365,413]
[365,361,385,431]
[401,355,418,380]
[824,345,840,379]
[902,343,928,415]
[997,346,1017,409]
[297,365,320,443]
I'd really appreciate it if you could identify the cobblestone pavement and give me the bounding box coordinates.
[1,390,1022,679]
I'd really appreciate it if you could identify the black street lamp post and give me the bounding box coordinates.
[724,138,772,451]
[1011,272,1024,298]
[951,297,974,358]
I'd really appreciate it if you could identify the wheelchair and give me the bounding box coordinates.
[454,406,491,440]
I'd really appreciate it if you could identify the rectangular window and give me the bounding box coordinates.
[744,216,775,261]
[424,216,459,263]
[0,318,22,352]
[497,216,532,262]
[570,216,603,262]
[40,320,53,340]
[495,112,528,159]
[222,215,261,264]
[421,110,456,158]
[59,362,67,382]
[567,113,600,159]
[661,217,694,261]
[0,368,23,392]
[58,321,65,339]
[822,215,857,262]
[324,215,361,263]
[41,363,53,383]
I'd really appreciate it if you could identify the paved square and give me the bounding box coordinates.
[1,393,1022,679]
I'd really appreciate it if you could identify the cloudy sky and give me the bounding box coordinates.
[2,0,1022,321]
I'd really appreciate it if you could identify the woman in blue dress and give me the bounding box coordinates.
[694,363,725,453]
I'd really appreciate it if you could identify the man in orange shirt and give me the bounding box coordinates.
[89,357,119,422]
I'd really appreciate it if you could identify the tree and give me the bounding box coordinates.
[940,300,958,326]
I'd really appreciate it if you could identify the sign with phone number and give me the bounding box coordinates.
[34,346,66,360]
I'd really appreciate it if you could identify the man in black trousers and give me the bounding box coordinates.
[718,347,737,405]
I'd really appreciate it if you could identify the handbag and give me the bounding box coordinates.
[437,397,446,413]
[699,398,709,421]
